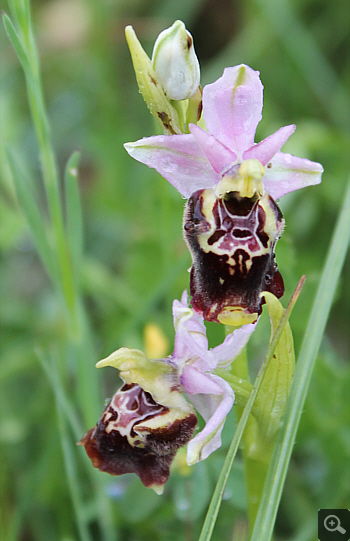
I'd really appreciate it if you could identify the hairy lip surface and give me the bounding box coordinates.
[183,188,285,322]
[78,383,197,489]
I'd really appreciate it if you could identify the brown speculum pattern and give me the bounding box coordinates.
[183,185,285,324]
[79,383,197,490]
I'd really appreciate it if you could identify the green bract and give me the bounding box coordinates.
[256,291,295,443]
[125,25,182,134]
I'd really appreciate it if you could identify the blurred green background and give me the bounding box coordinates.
[1,0,349,540]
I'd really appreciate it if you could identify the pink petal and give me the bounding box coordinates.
[263,151,324,200]
[186,374,234,464]
[172,293,210,365]
[124,135,218,198]
[212,322,257,368]
[203,65,263,157]
[180,365,222,395]
[243,125,296,165]
[189,124,237,174]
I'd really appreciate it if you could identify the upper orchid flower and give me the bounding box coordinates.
[124,64,323,200]
[79,291,256,492]
[124,65,323,325]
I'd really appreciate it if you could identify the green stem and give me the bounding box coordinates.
[229,347,271,530]
[4,1,100,422]
[198,279,303,541]
[170,99,186,132]
[185,87,202,131]
[227,280,300,534]
[8,0,78,327]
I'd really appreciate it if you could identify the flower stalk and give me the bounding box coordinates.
[199,276,305,541]
[229,289,297,532]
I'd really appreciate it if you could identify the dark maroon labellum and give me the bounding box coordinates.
[78,383,197,491]
[183,187,285,324]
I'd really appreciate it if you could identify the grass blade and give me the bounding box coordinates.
[198,277,305,541]
[2,11,31,74]
[55,388,94,541]
[4,4,78,322]
[38,352,94,541]
[6,148,58,286]
[251,181,350,540]
[38,351,116,541]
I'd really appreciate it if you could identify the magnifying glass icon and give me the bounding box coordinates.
[324,515,346,534]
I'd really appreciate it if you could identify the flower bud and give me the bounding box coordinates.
[152,20,200,100]
[125,25,182,134]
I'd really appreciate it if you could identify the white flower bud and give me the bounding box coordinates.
[152,20,200,100]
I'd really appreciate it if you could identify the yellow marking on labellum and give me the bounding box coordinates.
[198,187,281,266]
[207,302,218,317]
[149,484,164,495]
[217,306,259,326]
[137,407,185,432]
[201,188,216,219]
[228,265,235,276]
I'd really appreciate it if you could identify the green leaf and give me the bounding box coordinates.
[2,11,31,74]
[256,292,295,443]
[6,148,58,286]
[64,150,83,275]
[213,369,253,410]
[251,182,350,541]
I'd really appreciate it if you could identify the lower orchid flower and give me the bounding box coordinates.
[124,64,323,325]
[79,291,256,492]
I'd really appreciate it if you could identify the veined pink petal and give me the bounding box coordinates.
[189,124,237,174]
[172,297,217,371]
[263,152,324,200]
[180,365,222,395]
[172,293,209,363]
[203,65,263,157]
[124,135,218,198]
[186,374,234,464]
[243,125,296,165]
[212,322,257,368]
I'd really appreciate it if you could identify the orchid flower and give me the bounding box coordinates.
[124,64,323,200]
[124,65,323,325]
[79,291,256,492]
